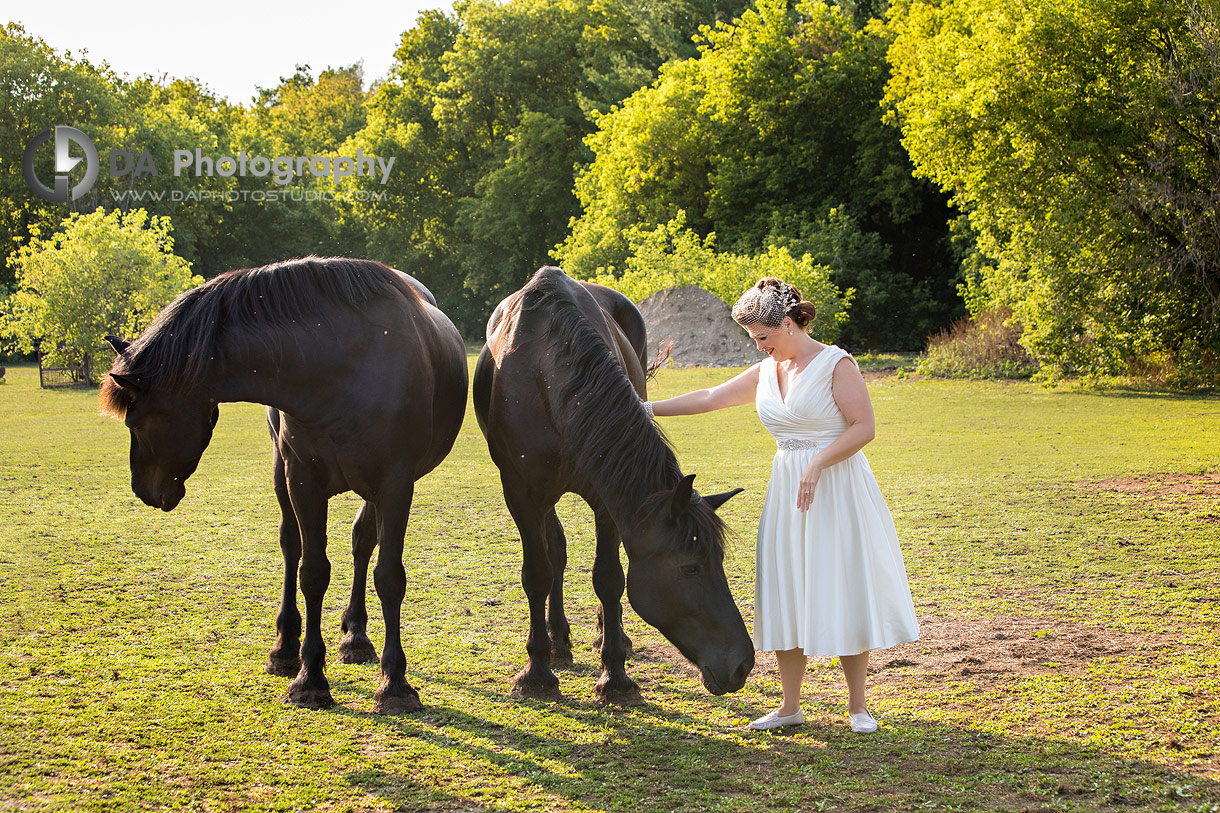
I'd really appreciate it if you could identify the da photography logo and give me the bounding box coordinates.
[23,126,99,202]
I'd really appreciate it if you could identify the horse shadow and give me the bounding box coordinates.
[328,668,1220,811]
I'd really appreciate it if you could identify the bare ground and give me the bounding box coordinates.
[1095,472,1220,522]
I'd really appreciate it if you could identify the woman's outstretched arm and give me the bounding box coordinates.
[651,363,761,416]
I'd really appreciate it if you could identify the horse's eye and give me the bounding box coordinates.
[680,563,700,576]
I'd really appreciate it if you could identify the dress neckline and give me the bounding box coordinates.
[775,346,833,405]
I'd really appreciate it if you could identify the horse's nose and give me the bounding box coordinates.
[132,480,158,508]
[728,652,755,692]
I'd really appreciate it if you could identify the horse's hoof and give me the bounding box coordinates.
[265,654,301,677]
[595,675,644,706]
[550,647,574,669]
[510,668,561,700]
[338,634,379,665]
[595,686,645,706]
[373,682,423,714]
[285,679,335,709]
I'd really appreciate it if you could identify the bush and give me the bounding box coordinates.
[917,309,1039,379]
[0,209,201,383]
[583,215,851,344]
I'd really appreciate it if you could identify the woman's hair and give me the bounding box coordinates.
[731,277,817,330]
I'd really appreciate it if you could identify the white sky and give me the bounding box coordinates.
[9,0,454,104]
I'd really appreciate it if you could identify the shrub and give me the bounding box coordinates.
[584,215,851,344]
[0,209,200,383]
[917,308,1038,379]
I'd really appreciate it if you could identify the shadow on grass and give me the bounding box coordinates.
[1071,388,1220,402]
[326,668,1220,812]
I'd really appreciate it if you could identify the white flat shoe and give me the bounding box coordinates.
[849,711,878,733]
[747,710,804,730]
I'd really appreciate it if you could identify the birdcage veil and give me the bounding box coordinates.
[731,282,799,328]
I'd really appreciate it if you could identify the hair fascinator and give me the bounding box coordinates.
[731,282,798,328]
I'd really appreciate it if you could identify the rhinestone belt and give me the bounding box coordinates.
[776,438,822,451]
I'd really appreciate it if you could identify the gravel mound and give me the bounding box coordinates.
[638,285,764,368]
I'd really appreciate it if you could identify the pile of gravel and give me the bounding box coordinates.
[637,285,763,368]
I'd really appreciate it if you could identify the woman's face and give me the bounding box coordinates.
[744,317,794,359]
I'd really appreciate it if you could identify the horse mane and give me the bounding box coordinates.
[519,269,728,559]
[99,256,415,417]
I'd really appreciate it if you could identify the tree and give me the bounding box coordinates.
[0,208,201,381]
[343,0,755,336]
[249,64,368,156]
[559,0,959,350]
[0,24,122,291]
[885,0,1220,383]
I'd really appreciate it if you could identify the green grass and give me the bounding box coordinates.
[2,360,1219,811]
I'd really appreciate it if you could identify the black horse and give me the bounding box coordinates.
[100,257,467,713]
[474,266,754,704]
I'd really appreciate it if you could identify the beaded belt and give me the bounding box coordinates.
[776,438,822,451]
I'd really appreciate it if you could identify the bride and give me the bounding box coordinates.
[643,277,919,734]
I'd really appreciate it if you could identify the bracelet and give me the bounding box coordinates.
[642,400,655,420]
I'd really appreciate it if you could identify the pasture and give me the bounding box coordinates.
[1,359,1218,811]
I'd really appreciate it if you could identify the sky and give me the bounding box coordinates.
[9,0,454,104]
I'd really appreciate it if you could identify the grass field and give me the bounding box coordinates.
[2,359,1219,811]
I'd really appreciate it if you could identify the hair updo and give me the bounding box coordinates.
[731,277,817,330]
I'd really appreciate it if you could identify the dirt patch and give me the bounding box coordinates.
[1094,472,1220,522]
[636,614,1175,690]
[637,285,764,368]
[872,615,1175,682]
[861,367,899,382]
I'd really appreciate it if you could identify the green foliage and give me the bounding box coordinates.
[250,64,367,153]
[916,308,1039,380]
[886,0,1220,385]
[339,0,754,337]
[0,1,957,351]
[0,208,200,380]
[586,213,851,343]
[0,23,122,290]
[559,0,960,350]
[767,207,951,350]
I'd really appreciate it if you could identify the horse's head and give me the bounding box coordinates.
[625,475,754,695]
[100,370,218,512]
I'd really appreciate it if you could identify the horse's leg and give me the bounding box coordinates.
[284,473,334,709]
[339,501,379,664]
[545,508,573,668]
[265,428,302,677]
[591,509,643,705]
[503,476,561,699]
[371,482,423,714]
[591,512,632,657]
[592,607,634,658]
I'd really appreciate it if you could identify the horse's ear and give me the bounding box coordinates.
[704,487,744,511]
[104,334,131,354]
[109,372,141,392]
[670,473,697,519]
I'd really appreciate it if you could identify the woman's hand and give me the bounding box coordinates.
[797,460,823,512]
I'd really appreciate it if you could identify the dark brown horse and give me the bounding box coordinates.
[474,266,754,704]
[100,257,467,713]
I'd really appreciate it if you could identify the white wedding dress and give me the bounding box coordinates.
[752,346,919,656]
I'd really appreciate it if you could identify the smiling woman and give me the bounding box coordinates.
[647,276,919,734]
